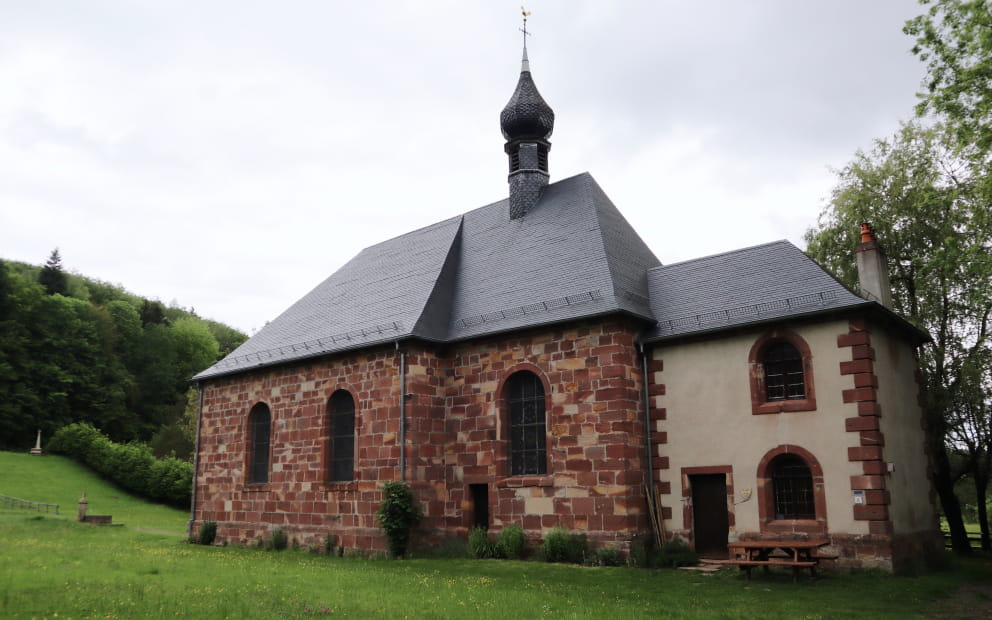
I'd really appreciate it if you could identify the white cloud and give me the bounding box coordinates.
[0,0,927,332]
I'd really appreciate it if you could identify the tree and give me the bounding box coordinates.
[39,248,68,296]
[905,0,992,150]
[140,299,168,327]
[805,122,992,554]
[948,349,992,550]
[0,261,44,448]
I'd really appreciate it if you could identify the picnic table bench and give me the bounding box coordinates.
[726,539,831,582]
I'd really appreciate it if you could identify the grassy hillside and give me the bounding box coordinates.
[0,451,188,532]
[2,453,991,618]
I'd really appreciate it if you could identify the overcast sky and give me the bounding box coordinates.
[1,1,928,335]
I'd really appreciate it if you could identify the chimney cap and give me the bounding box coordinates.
[860,223,876,244]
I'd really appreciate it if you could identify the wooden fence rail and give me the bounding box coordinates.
[0,493,59,515]
[941,530,984,549]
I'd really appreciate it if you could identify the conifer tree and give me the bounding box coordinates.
[39,248,68,296]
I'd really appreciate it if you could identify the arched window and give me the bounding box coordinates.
[505,371,547,476]
[771,454,815,520]
[764,341,805,401]
[756,445,826,533]
[748,331,816,414]
[248,403,271,484]
[328,390,355,482]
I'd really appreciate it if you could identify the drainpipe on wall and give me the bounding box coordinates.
[638,341,654,500]
[187,382,205,538]
[396,341,407,482]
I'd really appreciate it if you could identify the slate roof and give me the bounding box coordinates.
[500,47,555,141]
[642,240,923,343]
[194,172,661,381]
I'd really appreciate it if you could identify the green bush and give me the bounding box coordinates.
[566,532,589,564]
[498,524,526,560]
[270,528,288,551]
[628,532,663,568]
[596,545,624,567]
[543,526,569,562]
[659,538,698,567]
[543,526,588,564]
[375,481,423,558]
[47,422,102,457]
[196,521,217,545]
[469,526,504,559]
[48,423,192,508]
[324,533,336,556]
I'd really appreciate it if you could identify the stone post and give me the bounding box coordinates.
[30,429,43,455]
[77,491,88,522]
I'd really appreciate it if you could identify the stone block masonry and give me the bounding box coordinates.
[192,317,652,553]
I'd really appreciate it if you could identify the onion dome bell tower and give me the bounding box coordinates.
[500,17,555,220]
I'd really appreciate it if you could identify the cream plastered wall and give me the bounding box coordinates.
[652,319,868,537]
[871,324,935,533]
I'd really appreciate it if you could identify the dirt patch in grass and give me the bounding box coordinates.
[929,582,992,619]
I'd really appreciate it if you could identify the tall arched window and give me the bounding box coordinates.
[764,341,805,401]
[328,390,355,482]
[248,403,271,484]
[505,371,547,476]
[771,454,815,520]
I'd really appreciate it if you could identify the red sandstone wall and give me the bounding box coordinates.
[195,345,405,551]
[440,318,650,547]
[192,317,652,553]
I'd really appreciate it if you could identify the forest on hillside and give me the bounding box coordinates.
[0,250,247,457]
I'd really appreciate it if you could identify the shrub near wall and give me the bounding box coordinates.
[49,423,192,508]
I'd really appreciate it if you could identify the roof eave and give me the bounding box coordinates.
[643,301,930,347]
[191,334,418,383]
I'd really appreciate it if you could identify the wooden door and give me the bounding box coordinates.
[690,473,729,558]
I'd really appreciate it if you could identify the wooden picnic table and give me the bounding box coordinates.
[726,539,831,582]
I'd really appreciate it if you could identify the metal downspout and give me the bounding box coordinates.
[187,383,205,538]
[397,342,406,482]
[639,342,654,499]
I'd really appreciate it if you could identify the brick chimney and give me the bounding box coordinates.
[855,223,893,309]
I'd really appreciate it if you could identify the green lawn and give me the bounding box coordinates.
[0,451,188,532]
[1,452,989,619]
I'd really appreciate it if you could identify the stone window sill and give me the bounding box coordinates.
[242,483,271,493]
[752,398,817,415]
[497,475,553,488]
[763,518,826,535]
[323,481,359,492]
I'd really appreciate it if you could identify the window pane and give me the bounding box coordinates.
[329,391,355,482]
[506,372,546,476]
[772,456,815,519]
[249,405,270,484]
[764,342,805,401]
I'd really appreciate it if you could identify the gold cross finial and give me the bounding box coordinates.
[520,6,532,44]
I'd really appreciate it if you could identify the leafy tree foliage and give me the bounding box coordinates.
[38,248,68,296]
[805,122,992,554]
[140,299,168,327]
[905,0,992,149]
[0,258,246,451]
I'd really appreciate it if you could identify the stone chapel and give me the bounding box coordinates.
[190,36,942,573]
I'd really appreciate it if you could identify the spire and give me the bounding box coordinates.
[521,7,531,72]
[501,7,555,220]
